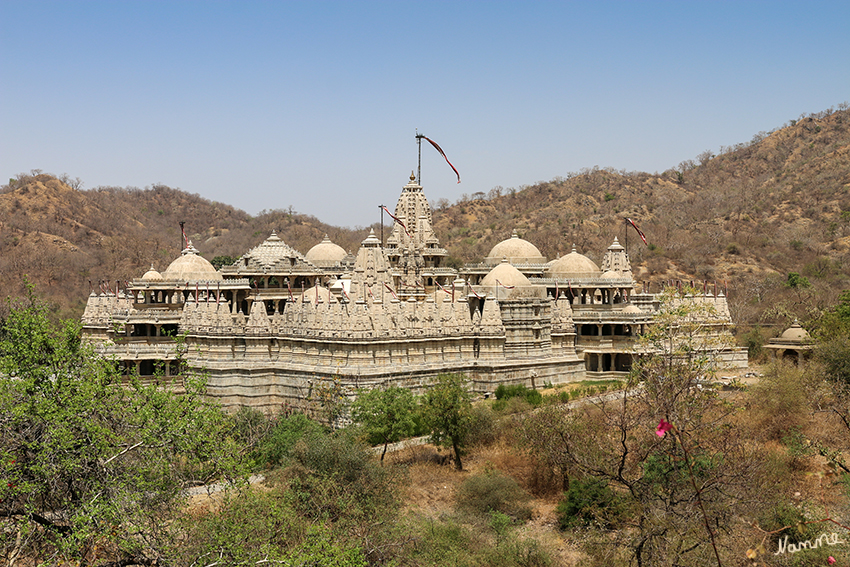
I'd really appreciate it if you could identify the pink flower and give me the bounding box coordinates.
[827,557,836,565]
[656,419,673,437]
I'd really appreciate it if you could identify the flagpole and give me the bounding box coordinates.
[379,204,384,247]
[623,218,629,259]
[416,130,422,184]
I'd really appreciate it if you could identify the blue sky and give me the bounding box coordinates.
[2,1,848,228]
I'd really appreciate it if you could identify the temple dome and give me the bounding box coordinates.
[299,284,332,304]
[305,235,347,267]
[779,320,811,342]
[481,260,532,288]
[485,230,546,265]
[548,245,601,278]
[141,265,163,281]
[163,241,222,282]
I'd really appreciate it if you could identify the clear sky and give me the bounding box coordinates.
[2,1,848,228]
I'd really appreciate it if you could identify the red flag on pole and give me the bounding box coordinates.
[625,218,648,246]
[381,205,411,237]
[420,135,461,183]
[384,282,398,300]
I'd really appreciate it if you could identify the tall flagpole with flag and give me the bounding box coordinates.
[415,131,461,185]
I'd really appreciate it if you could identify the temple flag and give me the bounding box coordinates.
[625,217,648,246]
[384,282,398,300]
[381,206,411,237]
[420,135,461,183]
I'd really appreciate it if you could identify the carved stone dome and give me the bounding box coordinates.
[141,265,163,281]
[548,245,601,278]
[485,230,546,265]
[163,241,222,282]
[481,260,532,288]
[305,235,347,267]
[779,320,811,342]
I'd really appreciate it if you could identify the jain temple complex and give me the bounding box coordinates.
[81,173,747,411]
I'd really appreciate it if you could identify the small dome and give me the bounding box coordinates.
[299,284,332,304]
[485,230,546,265]
[163,241,222,282]
[548,245,601,278]
[622,304,643,314]
[481,260,532,288]
[241,230,307,269]
[305,235,347,267]
[141,264,163,281]
[780,320,811,342]
[601,270,620,279]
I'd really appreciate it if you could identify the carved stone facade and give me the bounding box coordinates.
[82,173,746,411]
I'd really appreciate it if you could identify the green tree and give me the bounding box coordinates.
[210,255,236,269]
[351,385,418,462]
[423,373,472,470]
[0,285,246,565]
[518,288,762,565]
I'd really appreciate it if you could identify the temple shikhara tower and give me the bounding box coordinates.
[82,172,746,411]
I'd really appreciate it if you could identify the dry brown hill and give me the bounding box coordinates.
[432,106,850,334]
[3,104,849,340]
[0,174,368,320]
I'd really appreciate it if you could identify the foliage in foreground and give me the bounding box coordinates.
[351,384,418,461]
[0,286,248,566]
[423,373,473,470]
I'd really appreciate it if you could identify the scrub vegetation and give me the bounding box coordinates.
[3,286,850,566]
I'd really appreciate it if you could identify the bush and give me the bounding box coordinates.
[759,501,823,546]
[557,477,624,529]
[456,470,533,521]
[746,364,813,442]
[493,396,532,415]
[741,325,766,360]
[466,404,498,446]
[254,413,324,468]
[816,335,850,385]
[493,384,543,410]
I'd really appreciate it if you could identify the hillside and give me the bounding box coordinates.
[0,176,368,320]
[2,104,849,336]
[431,106,850,333]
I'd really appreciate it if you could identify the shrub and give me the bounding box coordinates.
[557,477,624,529]
[254,413,324,468]
[494,384,543,409]
[493,396,532,414]
[746,364,813,442]
[288,429,400,527]
[466,404,498,446]
[741,325,766,360]
[456,470,533,521]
